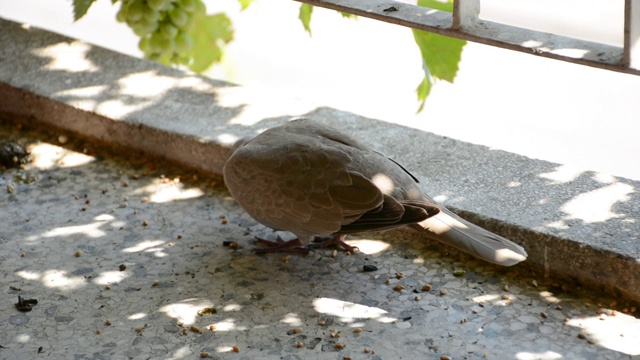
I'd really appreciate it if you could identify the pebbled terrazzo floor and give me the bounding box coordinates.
[1,122,639,360]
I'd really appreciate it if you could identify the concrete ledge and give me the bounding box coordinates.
[2,17,639,303]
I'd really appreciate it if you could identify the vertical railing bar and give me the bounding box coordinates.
[453,0,480,31]
[630,0,640,69]
[623,0,631,66]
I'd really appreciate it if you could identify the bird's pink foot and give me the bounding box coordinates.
[254,237,310,254]
[311,235,359,253]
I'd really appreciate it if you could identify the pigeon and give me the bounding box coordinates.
[223,119,527,266]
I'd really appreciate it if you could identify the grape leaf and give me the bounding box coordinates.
[412,0,465,112]
[237,0,254,11]
[73,0,97,21]
[339,12,357,19]
[188,12,234,73]
[416,0,453,12]
[299,4,313,35]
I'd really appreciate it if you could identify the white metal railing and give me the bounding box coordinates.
[294,0,640,75]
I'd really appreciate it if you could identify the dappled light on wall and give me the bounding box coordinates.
[565,313,640,355]
[159,299,216,326]
[15,269,86,291]
[515,351,562,360]
[33,214,116,241]
[312,297,397,323]
[561,182,633,223]
[32,41,98,73]
[122,239,169,258]
[343,238,391,255]
[29,143,95,169]
[128,179,204,203]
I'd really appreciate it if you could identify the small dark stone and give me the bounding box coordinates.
[119,264,126,271]
[0,141,29,167]
[363,264,378,272]
[15,296,37,312]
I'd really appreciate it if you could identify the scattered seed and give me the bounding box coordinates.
[6,184,14,194]
[578,332,587,339]
[385,278,391,285]
[74,250,82,257]
[364,348,371,353]
[85,199,91,205]
[362,264,378,272]
[503,285,510,292]
[439,289,448,296]
[197,307,217,316]
[180,328,187,335]
[142,220,148,227]
[190,325,201,333]
[229,242,239,248]
[344,357,352,360]
[96,329,102,335]
[105,285,111,290]
[134,325,145,333]
[209,325,216,331]
[335,343,344,350]
[177,234,183,239]
[21,252,26,258]
[119,264,126,271]
[440,356,452,360]
[152,281,159,287]
[296,342,304,348]
[105,319,112,326]
[330,330,341,338]
[318,320,326,326]
[167,242,174,247]
[460,318,468,323]
[393,285,405,292]
[221,219,228,225]
[532,280,538,287]
[555,305,563,311]
[453,270,466,277]
[414,296,421,301]
[422,284,432,291]
[353,327,362,333]
[540,312,548,319]
[288,327,302,335]
[588,338,597,344]
[232,345,240,352]
[395,272,404,279]
[122,181,129,188]
[177,321,184,327]
[200,352,209,358]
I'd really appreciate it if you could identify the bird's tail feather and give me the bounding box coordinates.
[413,207,527,266]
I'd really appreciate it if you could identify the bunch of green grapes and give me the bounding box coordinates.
[116,0,204,66]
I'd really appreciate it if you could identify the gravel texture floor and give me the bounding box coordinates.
[1,122,639,360]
